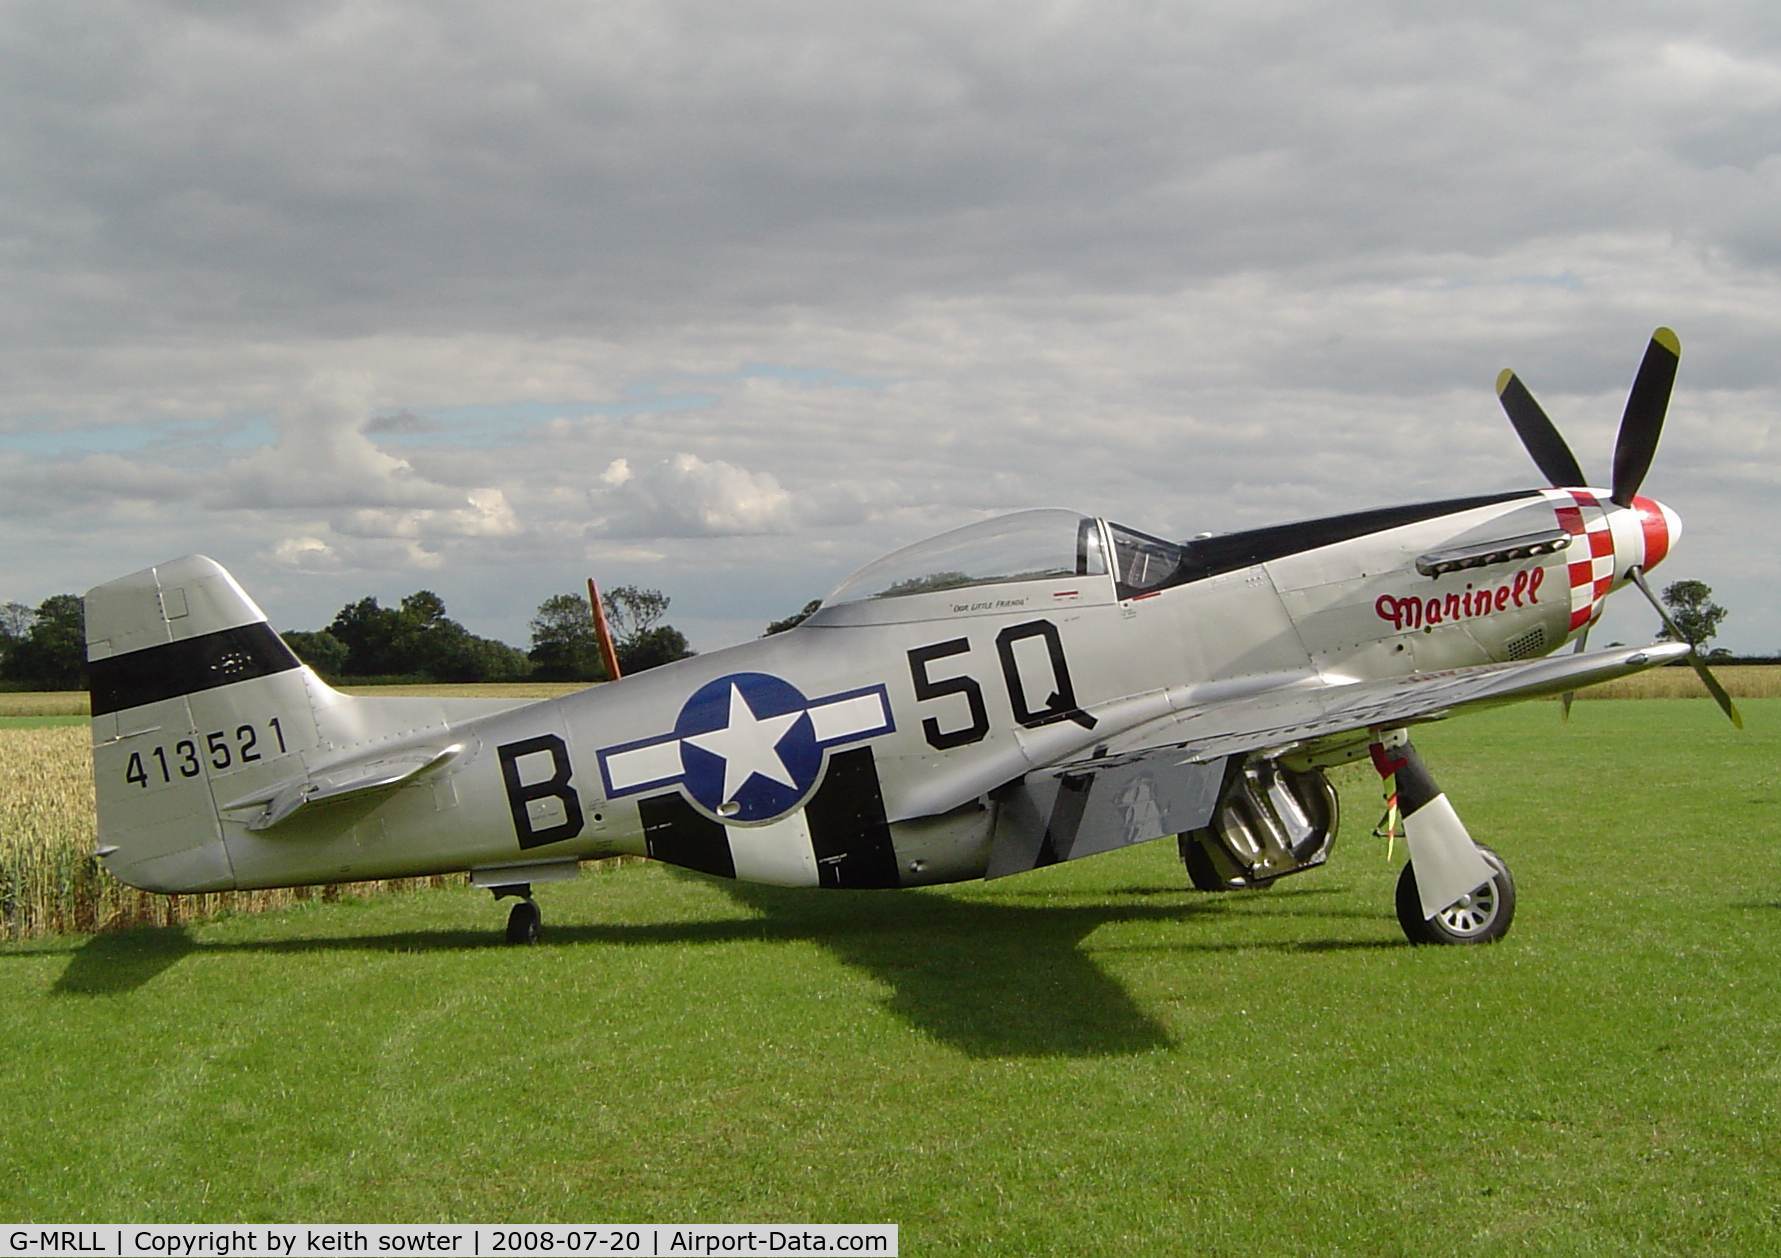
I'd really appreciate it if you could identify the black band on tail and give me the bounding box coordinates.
[89,623,302,717]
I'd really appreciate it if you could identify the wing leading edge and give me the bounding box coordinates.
[1079,640,1692,769]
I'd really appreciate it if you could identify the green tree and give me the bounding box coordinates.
[465,636,533,682]
[620,625,694,674]
[529,593,607,682]
[1658,580,1728,649]
[325,591,525,681]
[764,599,822,636]
[600,585,671,645]
[596,586,694,674]
[399,590,448,627]
[0,601,33,642]
[328,596,404,676]
[2,594,86,688]
[284,629,350,679]
[392,590,478,681]
[0,601,30,673]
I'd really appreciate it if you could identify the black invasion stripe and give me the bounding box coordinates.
[1125,490,1542,599]
[88,622,303,717]
[805,747,900,888]
[1034,772,1093,869]
[639,793,736,878]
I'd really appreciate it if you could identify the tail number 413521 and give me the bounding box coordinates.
[123,718,287,789]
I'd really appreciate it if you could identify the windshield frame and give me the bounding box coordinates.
[1106,520,1187,600]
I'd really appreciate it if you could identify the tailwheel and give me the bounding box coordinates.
[1395,845,1516,945]
[505,898,542,945]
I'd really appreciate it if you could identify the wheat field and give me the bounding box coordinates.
[0,725,457,940]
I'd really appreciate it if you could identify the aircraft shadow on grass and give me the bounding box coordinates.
[46,881,1394,1057]
[51,925,196,997]
[709,881,1399,1056]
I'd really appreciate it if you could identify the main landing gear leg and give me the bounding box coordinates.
[1371,736,1516,945]
[492,882,541,944]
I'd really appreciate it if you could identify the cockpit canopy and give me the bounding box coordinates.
[825,510,1107,606]
[822,509,1193,608]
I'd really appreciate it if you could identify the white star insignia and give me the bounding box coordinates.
[683,683,803,804]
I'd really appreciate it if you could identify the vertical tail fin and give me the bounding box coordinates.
[86,556,320,892]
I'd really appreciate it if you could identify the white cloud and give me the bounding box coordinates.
[334,488,521,542]
[208,376,460,512]
[268,536,339,571]
[593,452,797,537]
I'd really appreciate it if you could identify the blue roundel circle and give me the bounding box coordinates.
[671,672,823,822]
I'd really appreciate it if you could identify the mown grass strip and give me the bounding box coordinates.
[0,691,87,718]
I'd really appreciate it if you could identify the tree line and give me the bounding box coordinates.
[289,584,701,683]
[0,585,700,689]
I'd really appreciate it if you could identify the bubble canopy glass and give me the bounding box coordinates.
[825,510,1109,605]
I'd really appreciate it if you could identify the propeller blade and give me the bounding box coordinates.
[1610,328,1681,507]
[1628,566,1743,728]
[1496,368,1587,487]
[1560,627,1588,721]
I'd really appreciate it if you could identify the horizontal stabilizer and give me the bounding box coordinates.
[222,743,465,831]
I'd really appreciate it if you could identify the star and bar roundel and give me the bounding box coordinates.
[596,672,895,824]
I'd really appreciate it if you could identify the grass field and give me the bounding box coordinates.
[0,699,1776,1250]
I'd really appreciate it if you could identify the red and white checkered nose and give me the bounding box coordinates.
[1631,495,1681,572]
[1545,488,1681,634]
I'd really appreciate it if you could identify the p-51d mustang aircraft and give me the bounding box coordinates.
[85,329,1738,945]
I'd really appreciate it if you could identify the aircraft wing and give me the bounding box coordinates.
[981,641,1689,878]
[1074,639,1691,768]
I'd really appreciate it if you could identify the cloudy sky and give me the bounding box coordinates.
[3,1,1777,654]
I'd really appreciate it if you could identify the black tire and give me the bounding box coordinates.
[1395,846,1516,945]
[1178,833,1228,892]
[505,900,542,945]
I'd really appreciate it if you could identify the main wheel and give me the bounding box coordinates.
[1395,846,1516,945]
[505,899,542,945]
[1178,833,1228,891]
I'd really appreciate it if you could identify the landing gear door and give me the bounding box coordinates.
[986,753,1229,879]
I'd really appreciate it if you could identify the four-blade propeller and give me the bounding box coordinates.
[1495,327,1740,726]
